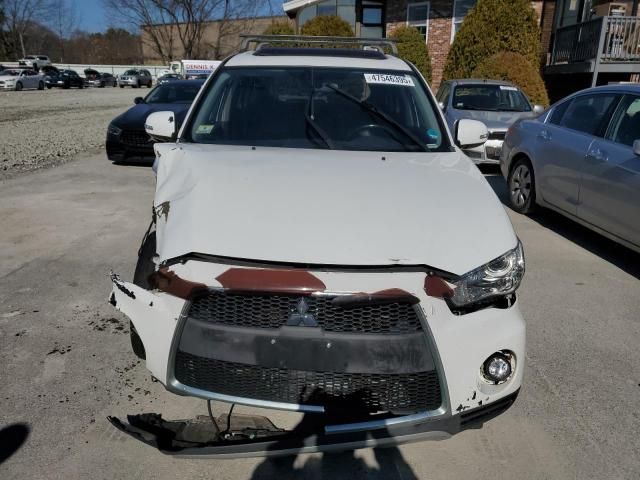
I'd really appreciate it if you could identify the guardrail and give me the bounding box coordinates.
[0,62,168,79]
[551,15,640,65]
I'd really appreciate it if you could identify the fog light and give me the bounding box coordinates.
[482,352,513,384]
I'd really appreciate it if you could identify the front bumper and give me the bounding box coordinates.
[0,83,16,90]
[118,78,139,86]
[108,389,519,457]
[106,135,155,163]
[463,139,504,165]
[110,260,525,454]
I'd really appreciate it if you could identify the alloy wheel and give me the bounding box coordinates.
[510,164,532,208]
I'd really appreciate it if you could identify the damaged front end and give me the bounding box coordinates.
[109,257,524,457]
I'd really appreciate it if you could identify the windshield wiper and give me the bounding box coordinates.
[305,88,334,149]
[326,84,428,152]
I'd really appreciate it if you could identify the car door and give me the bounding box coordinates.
[21,71,34,88]
[578,94,640,248]
[27,70,38,88]
[534,92,619,215]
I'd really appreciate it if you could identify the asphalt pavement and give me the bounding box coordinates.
[0,156,638,479]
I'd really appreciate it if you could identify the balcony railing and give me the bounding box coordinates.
[551,15,640,65]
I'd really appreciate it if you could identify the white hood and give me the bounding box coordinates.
[153,144,517,275]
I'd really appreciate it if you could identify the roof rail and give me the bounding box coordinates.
[239,35,398,55]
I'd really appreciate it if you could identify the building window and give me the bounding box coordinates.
[361,0,384,37]
[298,0,357,29]
[407,2,430,42]
[451,0,477,42]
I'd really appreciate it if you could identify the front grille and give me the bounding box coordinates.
[121,130,152,147]
[187,292,423,334]
[488,131,506,140]
[175,352,441,412]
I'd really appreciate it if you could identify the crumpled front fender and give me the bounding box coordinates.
[110,273,186,383]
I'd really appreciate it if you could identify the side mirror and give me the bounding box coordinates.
[633,139,640,156]
[145,111,176,141]
[533,104,545,114]
[455,119,489,149]
[134,97,144,104]
[438,101,446,111]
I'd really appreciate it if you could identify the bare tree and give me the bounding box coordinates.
[1,0,52,58]
[48,0,79,61]
[103,0,230,63]
[210,0,261,59]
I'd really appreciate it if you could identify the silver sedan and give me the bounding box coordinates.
[501,84,640,253]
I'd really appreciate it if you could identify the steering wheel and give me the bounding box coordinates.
[348,123,395,140]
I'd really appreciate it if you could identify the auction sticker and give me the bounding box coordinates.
[499,85,518,91]
[364,74,415,86]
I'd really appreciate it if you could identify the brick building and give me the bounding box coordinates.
[283,0,545,90]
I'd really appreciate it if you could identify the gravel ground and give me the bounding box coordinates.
[0,87,140,179]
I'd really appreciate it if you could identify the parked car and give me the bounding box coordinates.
[85,69,117,87]
[437,79,544,165]
[108,40,526,456]
[501,84,640,253]
[118,69,153,88]
[106,79,204,163]
[46,69,84,89]
[0,69,45,91]
[157,73,183,84]
[17,54,51,71]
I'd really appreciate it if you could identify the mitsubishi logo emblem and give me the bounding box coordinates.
[286,298,319,327]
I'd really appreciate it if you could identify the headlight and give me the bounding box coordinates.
[107,124,122,136]
[448,241,525,307]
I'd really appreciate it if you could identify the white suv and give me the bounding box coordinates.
[18,55,51,71]
[109,36,526,456]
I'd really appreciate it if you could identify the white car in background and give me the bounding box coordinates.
[109,36,526,456]
[18,55,51,71]
[0,69,45,91]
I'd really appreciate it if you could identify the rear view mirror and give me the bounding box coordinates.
[455,119,489,149]
[533,104,545,114]
[134,97,144,104]
[633,139,640,156]
[145,111,176,142]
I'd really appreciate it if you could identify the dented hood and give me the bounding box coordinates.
[153,144,517,275]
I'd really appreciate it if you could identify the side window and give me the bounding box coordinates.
[548,100,570,125]
[559,93,618,136]
[437,83,450,105]
[607,95,640,147]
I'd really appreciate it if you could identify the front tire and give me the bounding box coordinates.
[15,82,22,91]
[119,84,124,88]
[130,230,156,360]
[508,157,537,214]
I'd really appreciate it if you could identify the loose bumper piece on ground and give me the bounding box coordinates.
[108,389,518,457]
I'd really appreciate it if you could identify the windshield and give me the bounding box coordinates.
[124,70,139,76]
[3,70,21,76]
[453,85,531,112]
[186,67,449,152]
[144,83,202,104]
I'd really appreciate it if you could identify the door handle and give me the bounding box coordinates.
[537,129,551,141]
[587,147,607,163]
